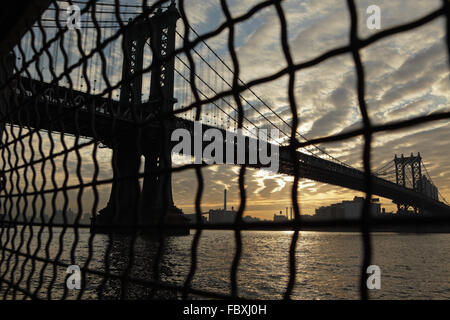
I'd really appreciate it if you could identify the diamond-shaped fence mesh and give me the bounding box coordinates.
[0,0,449,300]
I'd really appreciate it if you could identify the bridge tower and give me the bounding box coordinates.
[95,2,187,233]
[394,153,422,214]
[0,53,15,141]
[141,2,182,219]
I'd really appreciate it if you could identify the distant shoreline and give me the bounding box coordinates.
[196,222,450,234]
[2,221,450,234]
[297,226,450,233]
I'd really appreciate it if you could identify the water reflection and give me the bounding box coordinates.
[1,227,449,299]
[96,234,178,299]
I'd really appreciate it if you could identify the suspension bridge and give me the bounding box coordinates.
[1,1,449,233]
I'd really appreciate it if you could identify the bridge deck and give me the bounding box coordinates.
[6,77,450,215]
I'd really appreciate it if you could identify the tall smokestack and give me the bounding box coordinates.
[224,189,227,211]
[290,207,293,220]
[286,207,288,218]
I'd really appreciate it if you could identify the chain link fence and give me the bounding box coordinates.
[0,0,449,300]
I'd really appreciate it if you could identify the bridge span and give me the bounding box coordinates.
[4,75,450,218]
[0,2,448,233]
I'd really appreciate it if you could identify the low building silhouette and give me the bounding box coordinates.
[273,210,288,222]
[208,189,236,223]
[243,215,261,223]
[185,214,207,224]
[314,196,381,220]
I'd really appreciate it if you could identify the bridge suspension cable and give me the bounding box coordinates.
[185,25,354,168]
[374,160,395,176]
[173,58,260,138]
[56,0,172,9]
[421,160,449,205]
[45,2,450,190]
[12,0,449,210]
[173,33,288,142]
[48,2,355,168]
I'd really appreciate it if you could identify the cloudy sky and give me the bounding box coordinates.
[10,0,449,220]
[165,0,449,218]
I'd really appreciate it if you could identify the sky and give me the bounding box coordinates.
[9,0,450,221]
[168,0,450,218]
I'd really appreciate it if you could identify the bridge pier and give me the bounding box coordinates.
[140,140,187,234]
[92,3,188,235]
[141,139,175,212]
[93,135,188,235]
[94,133,142,229]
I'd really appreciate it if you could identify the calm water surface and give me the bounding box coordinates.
[1,228,449,299]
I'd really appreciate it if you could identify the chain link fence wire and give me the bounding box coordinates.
[0,0,449,300]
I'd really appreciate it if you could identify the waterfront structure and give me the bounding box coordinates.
[184,214,207,224]
[314,196,381,220]
[208,189,236,223]
[273,211,289,222]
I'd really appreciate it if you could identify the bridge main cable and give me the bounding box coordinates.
[51,1,355,168]
[421,160,449,205]
[184,25,354,168]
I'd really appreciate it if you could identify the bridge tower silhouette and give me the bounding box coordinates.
[394,153,422,214]
[94,2,187,233]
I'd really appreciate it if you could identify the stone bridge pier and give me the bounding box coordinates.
[93,130,187,235]
[92,3,188,235]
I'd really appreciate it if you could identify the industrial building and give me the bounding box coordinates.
[208,189,236,223]
[273,207,294,221]
[314,196,382,220]
[184,214,207,224]
[273,212,288,222]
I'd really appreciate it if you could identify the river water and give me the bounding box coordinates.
[0,227,449,299]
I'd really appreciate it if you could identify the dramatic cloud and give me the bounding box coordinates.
[16,0,448,220]
[176,0,449,218]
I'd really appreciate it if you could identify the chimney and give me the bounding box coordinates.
[224,189,227,211]
[286,207,288,218]
[290,207,293,220]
